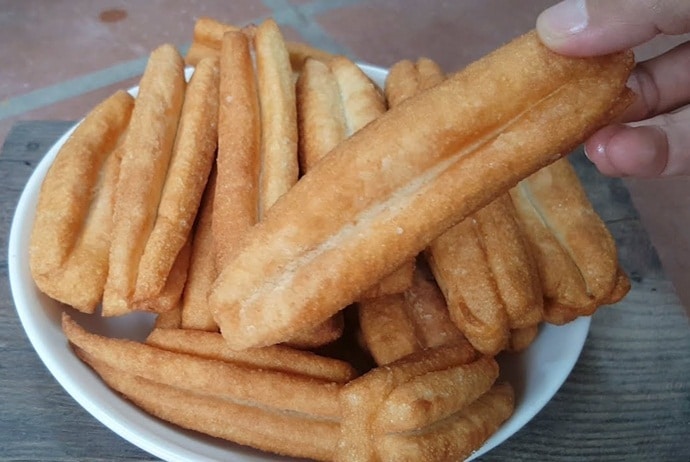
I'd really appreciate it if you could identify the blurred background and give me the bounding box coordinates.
[1,0,689,313]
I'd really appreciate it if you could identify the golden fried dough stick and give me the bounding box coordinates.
[210,31,634,350]
[146,327,358,382]
[186,16,334,72]
[82,357,339,462]
[388,57,542,355]
[297,55,414,299]
[374,383,515,462]
[509,157,629,324]
[358,294,422,365]
[213,30,260,269]
[384,57,445,107]
[252,20,299,216]
[507,324,540,352]
[338,344,478,461]
[153,306,182,329]
[283,315,345,349]
[132,57,219,305]
[63,314,341,419]
[374,355,499,433]
[403,268,468,349]
[179,169,218,330]
[29,91,133,312]
[358,269,469,366]
[102,44,186,316]
[134,234,192,313]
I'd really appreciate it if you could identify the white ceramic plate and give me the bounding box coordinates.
[8,63,590,461]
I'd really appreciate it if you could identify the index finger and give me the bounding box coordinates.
[536,0,690,56]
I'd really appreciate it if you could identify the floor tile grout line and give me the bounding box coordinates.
[0,0,362,123]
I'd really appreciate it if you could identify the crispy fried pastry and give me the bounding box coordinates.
[82,357,339,462]
[186,16,334,72]
[358,267,469,365]
[373,355,499,433]
[146,327,357,382]
[297,55,414,299]
[179,168,218,330]
[63,314,342,420]
[374,383,514,462]
[509,157,630,323]
[102,44,186,316]
[132,57,219,306]
[208,31,633,350]
[387,56,542,356]
[213,30,260,269]
[384,57,445,107]
[29,90,133,312]
[338,344,480,461]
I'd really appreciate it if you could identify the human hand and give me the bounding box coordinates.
[536,0,690,177]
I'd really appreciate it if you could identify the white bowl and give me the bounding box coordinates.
[8,63,590,461]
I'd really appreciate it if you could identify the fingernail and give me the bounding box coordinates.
[537,0,589,44]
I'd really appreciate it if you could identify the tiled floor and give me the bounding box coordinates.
[1,0,689,314]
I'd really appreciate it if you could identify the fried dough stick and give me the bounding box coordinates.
[212,30,260,270]
[374,355,499,433]
[63,314,342,420]
[132,57,219,308]
[510,157,630,324]
[298,56,415,300]
[210,31,634,350]
[358,267,469,365]
[146,327,358,383]
[102,44,186,316]
[179,168,218,330]
[387,58,543,356]
[30,91,133,312]
[375,383,515,462]
[81,357,339,462]
[185,16,334,72]
[338,344,478,461]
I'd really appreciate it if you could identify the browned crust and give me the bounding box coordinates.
[102,44,186,316]
[29,91,133,312]
[186,16,334,72]
[210,31,634,349]
[510,157,629,324]
[212,30,260,269]
[132,57,219,304]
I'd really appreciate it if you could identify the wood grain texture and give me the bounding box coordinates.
[1,121,689,461]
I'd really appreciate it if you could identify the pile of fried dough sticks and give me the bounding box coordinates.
[29,16,634,461]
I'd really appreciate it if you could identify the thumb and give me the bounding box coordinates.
[536,0,690,56]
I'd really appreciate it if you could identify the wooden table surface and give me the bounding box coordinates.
[1,121,689,461]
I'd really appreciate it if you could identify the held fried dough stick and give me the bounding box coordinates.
[210,31,635,350]
[80,357,339,461]
[509,157,631,324]
[131,57,219,306]
[297,56,415,298]
[102,44,186,316]
[387,57,543,356]
[29,91,133,312]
